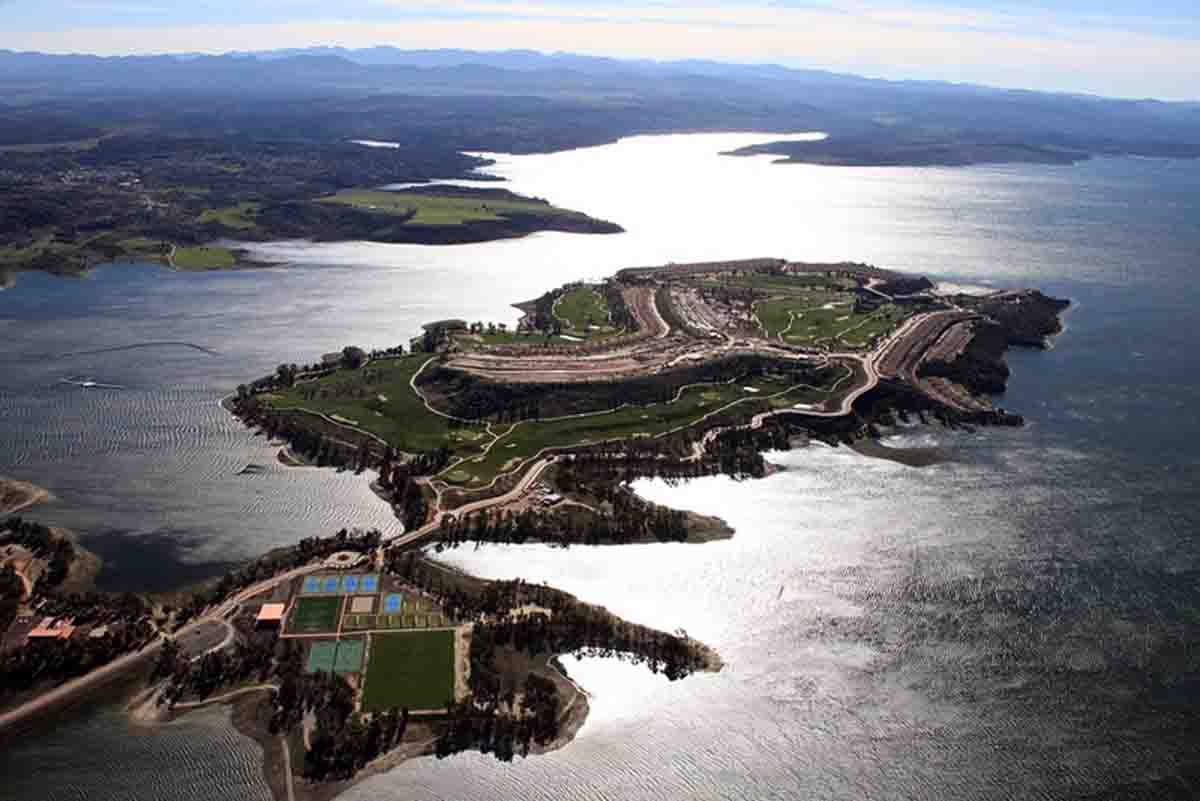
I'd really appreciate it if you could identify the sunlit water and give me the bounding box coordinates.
[1,133,1199,799]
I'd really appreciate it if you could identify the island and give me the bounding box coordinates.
[0,258,1067,801]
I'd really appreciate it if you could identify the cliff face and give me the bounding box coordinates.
[972,291,1070,347]
[919,321,1012,396]
[917,290,1069,416]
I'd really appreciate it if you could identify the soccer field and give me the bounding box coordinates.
[361,630,456,711]
[287,596,342,634]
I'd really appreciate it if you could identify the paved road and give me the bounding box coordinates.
[0,562,324,733]
[176,618,233,660]
[389,457,556,550]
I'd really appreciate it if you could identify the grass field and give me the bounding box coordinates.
[554,287,615,336]
[264,355,489,456]
[361,630,456,711]
[319,190,582,226]
[755,296,910,349]
[448,375,829,485]
[173,245,236,269]
[266,353,842,487]
[198,202,260,230]
[287,596,342,635]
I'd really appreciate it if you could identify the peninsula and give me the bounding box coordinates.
[232,257,1069,553]
[0,258,1066,801]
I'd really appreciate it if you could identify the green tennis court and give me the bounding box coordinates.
[306,641,337,673]
[334,639,365,673]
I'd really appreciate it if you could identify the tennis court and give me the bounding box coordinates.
[299,573,381,595]
[334,639,365,673]
[383,593,404,614]
[306,641,337,673]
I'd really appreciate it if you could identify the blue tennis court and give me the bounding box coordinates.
[360,575,379,593]
[302,576,321,594]
[341,575,360,593]
[383,594,404,614]
[322,576,340,593]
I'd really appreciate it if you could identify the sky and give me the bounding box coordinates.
[3,0,1199,101]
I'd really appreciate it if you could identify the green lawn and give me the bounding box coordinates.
[447,377,825,486]
[287,596,342,635]
[754,296,911,349]
[319,190,582,226]
[554,286,614,335]
[173,245,236,269]
[267,353,843,487]
[361,630,456,711]
[265,355,489,456]
[198,202,260,230]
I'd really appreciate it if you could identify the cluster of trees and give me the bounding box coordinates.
[432,493,688,549]
[1,517,73,590]
[0,565,24,633]
[378,467,431,531]
[0,618,155,701]
[436,670,560,762]
[466,321,512,337]
[236,343,406,398]
[153,633,278,705]
[177,528,381,623]
[600,281,636,331]
[385,556,707,680]
[520,288,564,334]
[302,680,411,781]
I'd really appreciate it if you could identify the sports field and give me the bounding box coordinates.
[306,641,337,673]
[287,596,342,634]
[304,639,366,673]
[334,639,365,673]
[300,573,379,595]
[361,630,456,711]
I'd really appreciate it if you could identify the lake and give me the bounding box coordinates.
[2,133,1199,800]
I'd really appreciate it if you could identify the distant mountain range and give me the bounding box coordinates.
[2,46,1198,157]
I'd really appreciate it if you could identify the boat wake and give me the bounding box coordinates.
[59,341,221,358]
[59,377,126,390]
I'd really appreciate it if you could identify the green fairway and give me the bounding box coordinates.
[264,355,489,455]
[361,630,456,711]
[449,377,820,485]
[198,202,260,230]
[319,190,584,226]
[754,296,910,349]
[554,287,615,336]
[173,245,235,269]
[287,596,342,635]
[266,353,843,487]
